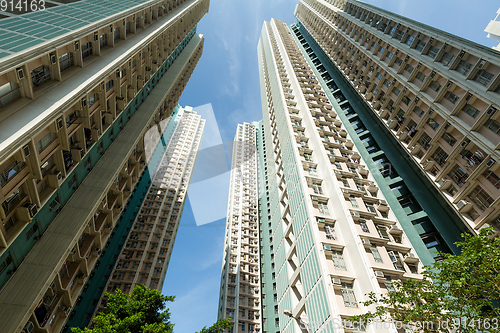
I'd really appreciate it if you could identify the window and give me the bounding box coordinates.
[468,185,494,211]
[88,93,99,107]
[0,82,21,108]
[395,57,403,66]
[324,225,336,240]
[387,52,394,59]
[105,80,114,92]
[376,72,383,80]
[377,226,390,239]
[404,64,414,74]
[349,196,359,208]
[388,251,405,271]
[394,30,404,40]
[414,40,426,52]
[383,79,390,87]
[341,178,349,187]
[427,46,439,58]
[37,132,58,153]
[332,250,347,270]
[444,91,459,104]
[318,202,329,215]
[335,162,342,170]
[413,106,424,117]
[440,52,454,66]
[385,277,396,292]
[456,60,472,76]
[432,147,448,167]
[392,87,400,96]
[0,161,26,187]
[308,166,318,176]
[358,219,369,232]
[474,70,494,87]
[483,171,500,189]
[312,183,323,195]
[415,71,426,82]
[401,96,411,105]
[408,265,418,274]
[448,164,469,187]
[405,35,415,46]
[463,104,480,118]
[442,133,456,146]
[370,245,383,263]
[341,283,357,307]
[426,118,439,130]
[485,119,500,135]
[428,81,441,92]
[366,202,377,213]
[0,255,12,275]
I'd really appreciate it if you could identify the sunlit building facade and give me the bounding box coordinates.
[295,0,500,240]
[218,122,262,333]
[0,0,209,332]
[91,106,204,320]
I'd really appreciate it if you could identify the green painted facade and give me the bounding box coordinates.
[290,21,468,262]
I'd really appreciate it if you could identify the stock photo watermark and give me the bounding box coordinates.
[298,318,500,332]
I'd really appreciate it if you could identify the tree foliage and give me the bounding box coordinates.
[352,228,500,333]
[71,284,231,333]
[72,284,175,333]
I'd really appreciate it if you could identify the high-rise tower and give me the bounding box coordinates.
[0,1,209,332]
[294,0,500,241]
[88,106,204,321]
[258,18,424,333]
[218,122,262,333]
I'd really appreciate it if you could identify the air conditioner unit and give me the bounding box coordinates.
[487,159,496,168]
[28,204,38,218]
[352,212,360,217]
[362,239,371,246]
[16,68,24,80]
[390,225,399,230]
[324,245,331,251]
[333,278,342,285]
[50,54,56,65]
[22,321,34,333]
[379,200,387,205]
[457,200,468,209]
[375,271,385,278]
[405,252,416,258]
[459,50,465,58]
[74,41,79,51]
[64,306,72,316]
[487,107,496,116]
[23,144,30,157]
[57,118,64,130]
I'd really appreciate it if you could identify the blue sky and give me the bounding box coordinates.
[162,0,500,332]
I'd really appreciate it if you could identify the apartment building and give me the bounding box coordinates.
[252,18,424,333]
[88,106,204,321]
[0,0,209,332]
[485,8,500,51]
[294,0,500,240]
[218,122,262,333]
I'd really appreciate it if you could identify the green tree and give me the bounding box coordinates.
[71,284,232,333]
[352,228,500,333]
[71,284,175,333]
[195,318,232,333]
